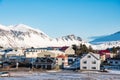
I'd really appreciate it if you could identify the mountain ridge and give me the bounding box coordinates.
[90,31,120,44]
[1,24,119,50]
[90,31,120,50]
[0,24,84,48]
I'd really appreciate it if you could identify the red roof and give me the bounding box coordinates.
[57,55,66,58]
[60,46,69,51]
[99,50,110,55]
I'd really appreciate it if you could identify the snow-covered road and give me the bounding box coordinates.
[0,71,120,80]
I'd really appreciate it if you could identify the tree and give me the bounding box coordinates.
[112,47,117,54]
[81,44,89,53]
[72,44,81,55]
[72,44,95,56]
[88,45,93,52]
[72,44,77,54]
[116,46,120,50]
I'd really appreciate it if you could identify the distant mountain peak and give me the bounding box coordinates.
[0,24,83,48]
[0,24,9,31]
[15,24,31,28]
[91,31,120,43]
[113,31,120,35]
[58,34,82,41]
[11,24,40,32]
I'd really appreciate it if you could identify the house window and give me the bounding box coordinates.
[92,61,96,64]
[110,61,113,64]
[83,61,87,64]
[115,61,118,64]
[44,55,50,57]
[68,59,74,65]
[83,66,87,69]
[91,67,96,69]
[88,55,91,58]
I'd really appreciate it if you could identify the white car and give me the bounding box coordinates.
[0,72,10,77]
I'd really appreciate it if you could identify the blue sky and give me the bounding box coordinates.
[0,0,120,41]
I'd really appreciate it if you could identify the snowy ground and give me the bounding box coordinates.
[0,70,120,80]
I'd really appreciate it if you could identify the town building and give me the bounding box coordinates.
[80,52,101,70]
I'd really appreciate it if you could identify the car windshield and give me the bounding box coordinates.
[0,72,9,74]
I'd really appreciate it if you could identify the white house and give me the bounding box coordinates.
[56,55,68,67]
[80,52,101,70]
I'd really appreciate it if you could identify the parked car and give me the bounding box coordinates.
[0,72,10,77]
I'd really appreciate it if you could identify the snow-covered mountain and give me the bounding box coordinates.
[0,24,86,48]
[90,31,120,44]
[90,31,120,49]
[1,24,120,50]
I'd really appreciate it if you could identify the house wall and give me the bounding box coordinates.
[37,51,57,58]
[100,55,106,61]
[16,49,24,56]
[80,53,100,70]
[34,57,56,70]
[56,56,68,66]
[0,55,2,60]
[25,52,38,58]
[57,58,63,65]
[103,65,120,70]
[37,50,65,58]
[110,53,117,58]
[65,47,75,55]
[64,57,68,66]
[25,48,49,58]
[6,54,16,58]
[107,60,120,66]
[6,50,24,58]
[68,57,76,65]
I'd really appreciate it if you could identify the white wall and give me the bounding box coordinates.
[25,52,38,58]
[80,53,100,70]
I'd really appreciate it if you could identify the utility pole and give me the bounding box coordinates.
[31,47,34,70]
[16,62,19,69]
